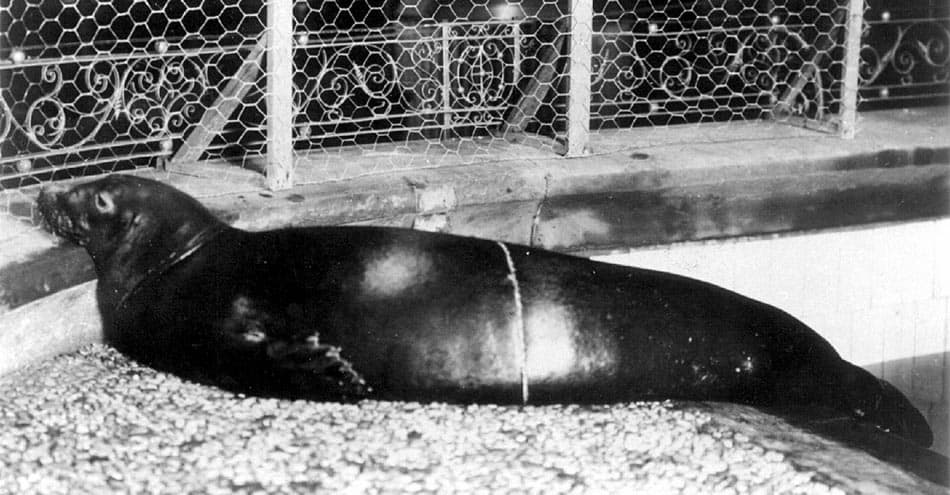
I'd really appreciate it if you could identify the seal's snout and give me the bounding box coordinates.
[36,184,86,246]
[36,185,64,225]
[39,182,69,196]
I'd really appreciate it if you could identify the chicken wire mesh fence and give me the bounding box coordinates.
[859,0,950,109]
[590,0,860,131]
[1,0,866,225]
[287,0,579,182]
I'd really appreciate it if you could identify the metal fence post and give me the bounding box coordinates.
[839,0,865,139]
[266,0,295,190]
[566,0,592,157]
[441,22,453,136]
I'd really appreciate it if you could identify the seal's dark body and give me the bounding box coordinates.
[119,226,820,403]
[38,175,933,448]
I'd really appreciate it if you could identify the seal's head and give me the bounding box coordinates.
[37,175,224,306]
[38,175,219,260]
[38,175,135,255]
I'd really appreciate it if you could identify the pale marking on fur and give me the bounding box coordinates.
[496,241,528,404]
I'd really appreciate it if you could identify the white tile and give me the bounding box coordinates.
[731,239,788,305]
[687,241,737,289]
[780,234,839,319]
[837,239,875,313]
[851,307,886,376]
[934,221,950,299]
[911,298,948,402]
[870,227,933,307]
[879,304,916,393]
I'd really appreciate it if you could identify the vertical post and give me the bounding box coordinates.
[839,0,865,139]
[512,22,521,89]
[441,22,452,135]
[566,0,593,157]
[266,0,295,190]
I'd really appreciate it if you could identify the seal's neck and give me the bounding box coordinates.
[94,211,227,316]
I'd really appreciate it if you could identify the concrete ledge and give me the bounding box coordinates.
[535,164,949,252]
[0,281,100,376]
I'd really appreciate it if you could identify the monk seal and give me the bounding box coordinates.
[36,174,933,448]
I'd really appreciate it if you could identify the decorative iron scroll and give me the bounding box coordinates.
[292,22,519,140]
[0,52,220,174]
[294,43,402,132]
[0,0,270,192]
[590,1,851,130]
[592,25,833,126]
[3,57,206,151]
[859,16,950,102]
[446,23,518,120]
[0,0,875,195]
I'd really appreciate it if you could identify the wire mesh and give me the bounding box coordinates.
[0,0,268,188]
[590,0,855,131]
[0,0,873,225]
[859,0,950,109]
[288,1,572,182]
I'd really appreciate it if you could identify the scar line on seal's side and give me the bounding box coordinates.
[496,241,528,404]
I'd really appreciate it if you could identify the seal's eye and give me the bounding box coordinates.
[94,192,114,214]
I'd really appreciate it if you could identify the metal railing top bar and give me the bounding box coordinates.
[596,21,847,38]
[292,19,525,32]
[590,91,775,106]
[0,134,183,166]
[865,16,950,25]
[294,123,510,143]
[0,35,261,54]
[0,150,169,182]
[294,106,514,129]
[862,81,950,90]
[0,45,256,71]
[860,92,950,102]
[296,32,520,51]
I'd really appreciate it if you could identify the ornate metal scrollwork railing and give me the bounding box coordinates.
[0,47,245,183]
[3,1,925,196]
[291,21,521,146]
[859,14,950,105]
[589,8,845,131]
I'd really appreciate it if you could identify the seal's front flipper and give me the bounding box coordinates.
[266,337,371,400]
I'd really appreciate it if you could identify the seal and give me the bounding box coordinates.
[37,174,933,448]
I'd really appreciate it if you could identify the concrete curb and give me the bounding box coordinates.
[0,281,101,376]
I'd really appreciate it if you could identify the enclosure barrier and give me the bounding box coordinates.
[858,1,950,108]
[2,0,944,223]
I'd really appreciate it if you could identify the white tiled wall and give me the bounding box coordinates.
[593,218,950,454]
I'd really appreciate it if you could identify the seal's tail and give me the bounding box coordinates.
[841,363,933,447]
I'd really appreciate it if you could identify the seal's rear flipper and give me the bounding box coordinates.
[775,360,933,448]
[775,408,948,487]
[840,364,933,448]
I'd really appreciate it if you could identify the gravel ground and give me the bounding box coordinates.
[0,345,940,494]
